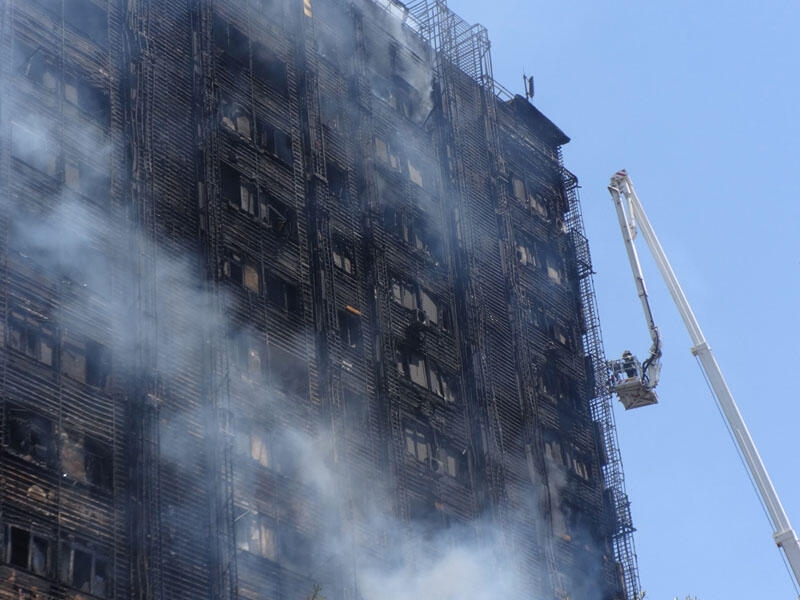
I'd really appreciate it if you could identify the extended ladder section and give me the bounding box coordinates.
[608,170,800,594]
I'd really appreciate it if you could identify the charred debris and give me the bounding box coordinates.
[0,0,638,599]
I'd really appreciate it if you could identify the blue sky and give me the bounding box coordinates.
[449,1,800,598]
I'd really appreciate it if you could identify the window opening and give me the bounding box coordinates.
[332,239,355,275]
[258,121,293,166]
[6,407,56,466]
[265,273,300,313]
[338,309,362,351]
[220,97,252,140]
[268,345,308,397]
[253,43,288,96]
[8,311,54,365]
[235,511,277,560]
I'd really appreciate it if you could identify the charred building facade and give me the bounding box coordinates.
[0,1,640,600]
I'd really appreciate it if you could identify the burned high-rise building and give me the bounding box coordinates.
[0,0,640,599]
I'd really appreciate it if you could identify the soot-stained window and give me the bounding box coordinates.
[5,407,56,466]
[213,16,249,65]
[258,120,293,166]
[8,310,54,366]
[60,431,112,490]
[13,39,58,91]
[220,97,252,140]
[4,524,51,576]
[332,237,355,275]
[327,162,349,202]
[59,540,109,597]
[64,74,110,125]
[225,251,261,294]
[338,308,362,351]
[61,338,110,387]
[253,43,288,96]
[265,273,300,314]
[268,344,308,397]
[235,510,277,560]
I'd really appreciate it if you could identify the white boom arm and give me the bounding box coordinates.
[609,170,800,593]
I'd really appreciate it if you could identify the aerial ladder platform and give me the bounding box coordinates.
[607,169,800,596]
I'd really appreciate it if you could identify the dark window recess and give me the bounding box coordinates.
[268,345,308,397]
[221,164,256,215]
[62,339,110,387]
[258,121,293,166]
[5,407,56,466]
[279,527,311,570]
[64,75,110,124]
[262,196,296,238]
[408,497,449,532]
[338,309,362,351]
[327,163,349,201]
[253,43,288,95]
[59,542,109,597]
[64,0,108,45]
[265,273,300,314]
[8,311,54,366]
[13,39,58,91]
[224,252,260,293]
[343,387,369,429]
[219,97,252,139]
[10,122,57,177]
[4,525,51,576]
[404,422,432,465]
[332,239,355,275]
[213,16,249,65]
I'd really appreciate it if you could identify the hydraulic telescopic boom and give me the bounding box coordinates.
[608,169,800,594]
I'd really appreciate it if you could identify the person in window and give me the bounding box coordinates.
[622,350,637,378]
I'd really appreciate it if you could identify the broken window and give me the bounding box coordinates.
[338,309,362,351]
[84,437,112,489]
[60,339,96,385]
[516,235,536,266]
[5,407,55,466]
[10,122,57,177]
[327,162,349,202]
[220,97,252,139]
[432,443,460,478]
[265,273,300,314]
[64,0,109,45]
[258,121,293,166]
[249,429,270,467]
[343,387,369,429]
[404,353,428,387]
[374,136,401,171]
[13,39,58,91]
[546,254,563,285]
[213,16,249,65]
[235,510,277,560]
[60,431,112,490]
[419,288,443,325]
[224,252,260,293]
[268,345,308,397]
[236,336,265,380]
[64,74,110,124]
[404,422,431,464]
[332,238,355,275]
[220,164,258,216]
[59,541,109,597]
[253,43,288,96]
[430,364,456,402]
[391,280,417,310]
[4,525,51,576]
[8,311,54,366]
[262,195,296,238]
